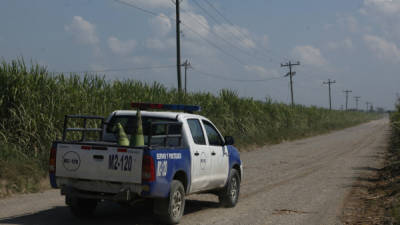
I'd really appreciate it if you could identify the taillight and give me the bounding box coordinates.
[118,148,127,153]
[81,145,91,150]
[49,147,57,173]
[142,155,155,182]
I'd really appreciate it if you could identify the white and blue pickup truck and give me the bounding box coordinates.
[49,103,243,224]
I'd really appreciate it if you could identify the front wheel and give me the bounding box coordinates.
[219,169,240,207]
[154,180,186,224]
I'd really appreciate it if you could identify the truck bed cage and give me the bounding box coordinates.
[61,115,183,148]
[62,115,105,142]
[147,121,183,148]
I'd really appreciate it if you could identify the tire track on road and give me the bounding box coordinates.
[240,121,383,197]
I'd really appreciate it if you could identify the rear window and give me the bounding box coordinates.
[106,115,182,146]
[106,115,176,136]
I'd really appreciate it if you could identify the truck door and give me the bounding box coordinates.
[187,119,212,192]
[202,120,229,189]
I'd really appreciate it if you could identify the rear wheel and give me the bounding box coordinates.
[154,180,185,224]
[68,196,97,218]
[219,169,240,207]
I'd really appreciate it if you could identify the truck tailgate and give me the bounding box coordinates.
[55,143,143,184]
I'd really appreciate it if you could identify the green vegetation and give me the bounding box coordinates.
[384,101,400,223]
[0,59,378,196]
[0,144,43,197]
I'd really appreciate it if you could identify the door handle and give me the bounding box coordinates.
[211,152,216,156]
[93,155,104,160]
[194,152,199,156]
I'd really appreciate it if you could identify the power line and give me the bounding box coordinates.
[180,4,268,64]
[192,0,220,26]
[194,68,283,82]
[201,0,286,63]
[115,0,161,17]
[54,65,176,74]
[115,0,249,67]
[180,22,249,66]
[180,5,249,56]
[201,0,250,43]
[178,2,282,84]
[114,0,283,82]
[202,0,234,27]
[55,65,282,83]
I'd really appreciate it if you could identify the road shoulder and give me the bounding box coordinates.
[341,136,389,224]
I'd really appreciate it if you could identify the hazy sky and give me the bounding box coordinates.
[1,0,399,110]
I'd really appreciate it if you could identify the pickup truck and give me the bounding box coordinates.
[49,103,243,224]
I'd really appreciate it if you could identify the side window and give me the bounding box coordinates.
[203,121,223,146]
[187,119,206,145]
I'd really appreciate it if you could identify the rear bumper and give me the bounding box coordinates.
[57,177,143,200]
[62,186,139,202]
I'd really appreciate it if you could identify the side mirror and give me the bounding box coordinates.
[224,136,234,146]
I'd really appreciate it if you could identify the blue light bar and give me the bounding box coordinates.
[131,102,201,112]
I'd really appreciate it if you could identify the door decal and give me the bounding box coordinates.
[200,152,207,170]
[157,160,168,177]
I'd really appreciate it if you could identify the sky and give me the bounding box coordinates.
[1,0,399,110]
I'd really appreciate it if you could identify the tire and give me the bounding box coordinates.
[154,180,185,224]
[219,169,240,207]
[68,196,97,218]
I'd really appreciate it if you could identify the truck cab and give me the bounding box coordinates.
[49,103,243,224]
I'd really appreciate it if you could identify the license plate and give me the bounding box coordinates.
[108,154,133,171]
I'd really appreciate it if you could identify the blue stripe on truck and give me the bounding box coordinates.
[49,172,57,188]
[227,145,241,179]
[141,148,191,198]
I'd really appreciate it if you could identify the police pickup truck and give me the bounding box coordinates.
[49,103,243,224]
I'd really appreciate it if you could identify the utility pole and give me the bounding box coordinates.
[175,0,182,96]
[343,90,352,111]
[281,61,300,106]
[366,102,371,112]
[323,79,336,110]
[182,60,192,94]
[354,96,361,111]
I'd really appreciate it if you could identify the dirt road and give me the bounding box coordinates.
[0,119,389,225]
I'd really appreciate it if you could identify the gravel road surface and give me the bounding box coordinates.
[0,119,388,225]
